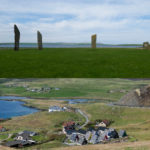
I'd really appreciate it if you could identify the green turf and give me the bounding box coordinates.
[0,48,150,77]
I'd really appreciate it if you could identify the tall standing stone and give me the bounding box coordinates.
[37,31,43,50]
[91,34,97,48]
[14,24,20,51]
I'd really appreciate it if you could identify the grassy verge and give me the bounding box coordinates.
[0,48,150,77]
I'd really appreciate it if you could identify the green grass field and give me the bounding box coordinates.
[0,48,150,77]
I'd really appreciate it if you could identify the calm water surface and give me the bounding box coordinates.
[0,96,38,119]
[0,43,142,48]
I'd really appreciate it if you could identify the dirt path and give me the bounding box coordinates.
[0,134,13,144]
[76,109,89,129]
[54,141,150,150]
[0,145,14,150]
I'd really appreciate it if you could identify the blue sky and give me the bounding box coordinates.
[0,0,150,44]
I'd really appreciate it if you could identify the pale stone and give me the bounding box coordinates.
[135,89,141,97]
[37,31,43,50]
[91,34,97,48]
[14,24,20,51]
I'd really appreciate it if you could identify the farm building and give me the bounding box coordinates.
[48,106,67,112]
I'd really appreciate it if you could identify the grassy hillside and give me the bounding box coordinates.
[1,78,150,101]
[1,105,85,149]
[2,98,150,149]
[76,103,150,141]
[1,79,150,149]
[0,48,150,77]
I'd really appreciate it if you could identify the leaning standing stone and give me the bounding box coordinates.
[14,24,20,51]
[91,34,97,48]
[37,31,43,50]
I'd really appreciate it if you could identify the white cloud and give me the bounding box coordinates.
[0,0,150,43]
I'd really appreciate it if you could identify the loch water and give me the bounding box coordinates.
[0,96,38,119]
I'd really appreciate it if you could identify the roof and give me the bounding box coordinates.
[49,106,61,109]
[90,134,98,144]
[49,106,64,110]
[108,130,119,139]
[70,134,77,142]
[77,129,86,135]
[78,136,87,145]
[87,127,95,132]
[97,127,108,131]
[63,121,75,127]
[102,120,110,126]
[16,131,37,140]
[16,133,32,141]
[65,129,75,135]
[21,131,36,136]
[4,140,34,147]
[118,130,127,137]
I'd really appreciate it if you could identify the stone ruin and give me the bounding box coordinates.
[14,24,20,51]
[37,31,43,50]
[91,34,97,48]
[118,85,150,107]
[143,42,150,49]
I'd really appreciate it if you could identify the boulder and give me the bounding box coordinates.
[118,85,150,107]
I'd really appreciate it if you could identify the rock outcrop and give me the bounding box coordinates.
[118,85,150,107]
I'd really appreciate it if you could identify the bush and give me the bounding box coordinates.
[48,134,66,142]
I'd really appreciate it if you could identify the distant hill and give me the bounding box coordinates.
[0,43,142,46]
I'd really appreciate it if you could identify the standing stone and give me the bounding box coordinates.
[37,31,43,50]
[91,34,97,48]
[14,24,20,51]
[143,42,149,49]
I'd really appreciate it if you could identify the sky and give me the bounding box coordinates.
[0,0,150,44]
